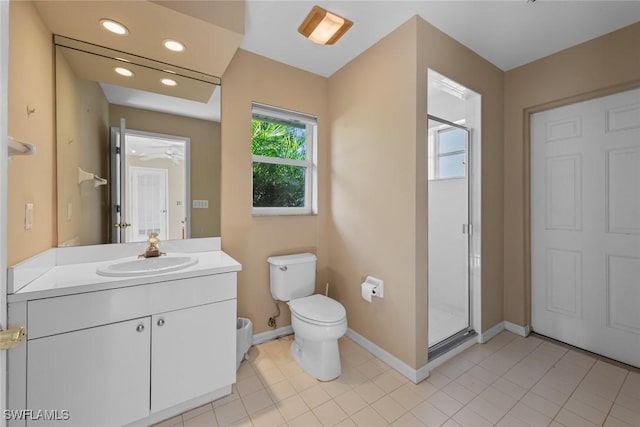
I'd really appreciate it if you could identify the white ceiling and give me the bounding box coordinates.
[241,0,640,77]
[126,133,186,161]
[40,1,640,122]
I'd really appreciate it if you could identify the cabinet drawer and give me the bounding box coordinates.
[28,273,236,339]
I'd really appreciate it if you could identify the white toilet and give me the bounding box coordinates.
[268,253,347,381]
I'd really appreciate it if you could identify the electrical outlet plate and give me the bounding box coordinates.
[192,200,209,209]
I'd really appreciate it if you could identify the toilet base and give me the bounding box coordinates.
[290,336,342,381]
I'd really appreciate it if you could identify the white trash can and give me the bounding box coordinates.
[236,318,253,370]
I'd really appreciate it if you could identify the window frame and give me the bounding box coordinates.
[429,122,467,181]
[251,103,317,216]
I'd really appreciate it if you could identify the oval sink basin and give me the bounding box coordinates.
[96,254,198,277]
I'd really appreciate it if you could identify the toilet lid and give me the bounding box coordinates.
[289,294,346,324]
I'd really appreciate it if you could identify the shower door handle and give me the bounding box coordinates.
[462,224,473,235]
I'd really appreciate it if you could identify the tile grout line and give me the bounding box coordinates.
[525,346,597,426]
[552,356,624,426]
[474,336,549,426]
[444,335,575,426]
[600,369,629,426]
[431,337,534,426]
[516,344,573,425]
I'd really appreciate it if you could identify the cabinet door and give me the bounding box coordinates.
[27,318,150,427]
[151,300,236,413]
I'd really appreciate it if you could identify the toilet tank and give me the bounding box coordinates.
[267,253,317,301]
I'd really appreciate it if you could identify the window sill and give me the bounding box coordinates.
[252,208,316,217]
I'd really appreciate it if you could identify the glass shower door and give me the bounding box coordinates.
[427,117,471,350]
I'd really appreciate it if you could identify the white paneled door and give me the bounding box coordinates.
[129,166,169,242]
[531,88,640,367]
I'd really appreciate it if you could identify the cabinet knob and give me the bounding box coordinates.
[157,319,165,327]
[136,324,145,332]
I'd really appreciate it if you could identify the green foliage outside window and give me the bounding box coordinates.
[252,119,307,208]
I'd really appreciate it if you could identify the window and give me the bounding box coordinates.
[251,103,317,215]
[428,125,467,180]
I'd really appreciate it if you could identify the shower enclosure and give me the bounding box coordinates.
[427,115,473,353]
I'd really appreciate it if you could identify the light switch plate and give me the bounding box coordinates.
[25,203,34,230]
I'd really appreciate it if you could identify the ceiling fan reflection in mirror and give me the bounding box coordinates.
[126,134,185,164]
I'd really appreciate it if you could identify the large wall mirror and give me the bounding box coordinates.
[55,36,221,247]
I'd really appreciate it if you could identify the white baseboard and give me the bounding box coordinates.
[478,321,531,343]
[505,321,531,337]
[478,322,505,343]
[346,328,428,384]
[252,325,293,345]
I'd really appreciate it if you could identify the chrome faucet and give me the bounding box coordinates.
[140,232,165,258]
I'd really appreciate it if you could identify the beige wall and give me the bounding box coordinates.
[328,17,504,369]
[329,19,421,367]
[77,79,109,245]
[56,51,110,247]
[7,0,55,265]
[503,22,640,326]
[109,105,221,238]
[220,49,330,335]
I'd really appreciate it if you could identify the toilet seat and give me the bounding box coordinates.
[289,294,346,325]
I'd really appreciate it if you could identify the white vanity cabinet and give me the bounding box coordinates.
[8,268,239,427]
[151,300,236,413]
[27,318,151,427]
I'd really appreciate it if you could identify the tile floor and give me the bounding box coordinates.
[153,331,640,427]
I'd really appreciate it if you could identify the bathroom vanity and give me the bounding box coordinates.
[6,238,241,427]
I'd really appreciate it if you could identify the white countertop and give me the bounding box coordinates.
[8,239,242,302]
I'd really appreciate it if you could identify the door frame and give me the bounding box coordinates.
[525,82,640,328]
[110,127,191,243]
[1,1,10,423]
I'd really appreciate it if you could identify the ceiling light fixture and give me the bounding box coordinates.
[161,78,177,86]
[163,39,185,52]
[298,5,353,45]
[100,19,128,35]
[114,67,134,77]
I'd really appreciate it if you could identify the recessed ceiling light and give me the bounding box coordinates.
[298,6,353,45]
[100,19,128,35]
[115,67,134,77]
[163,39,185,52]
[161,78,177,86]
